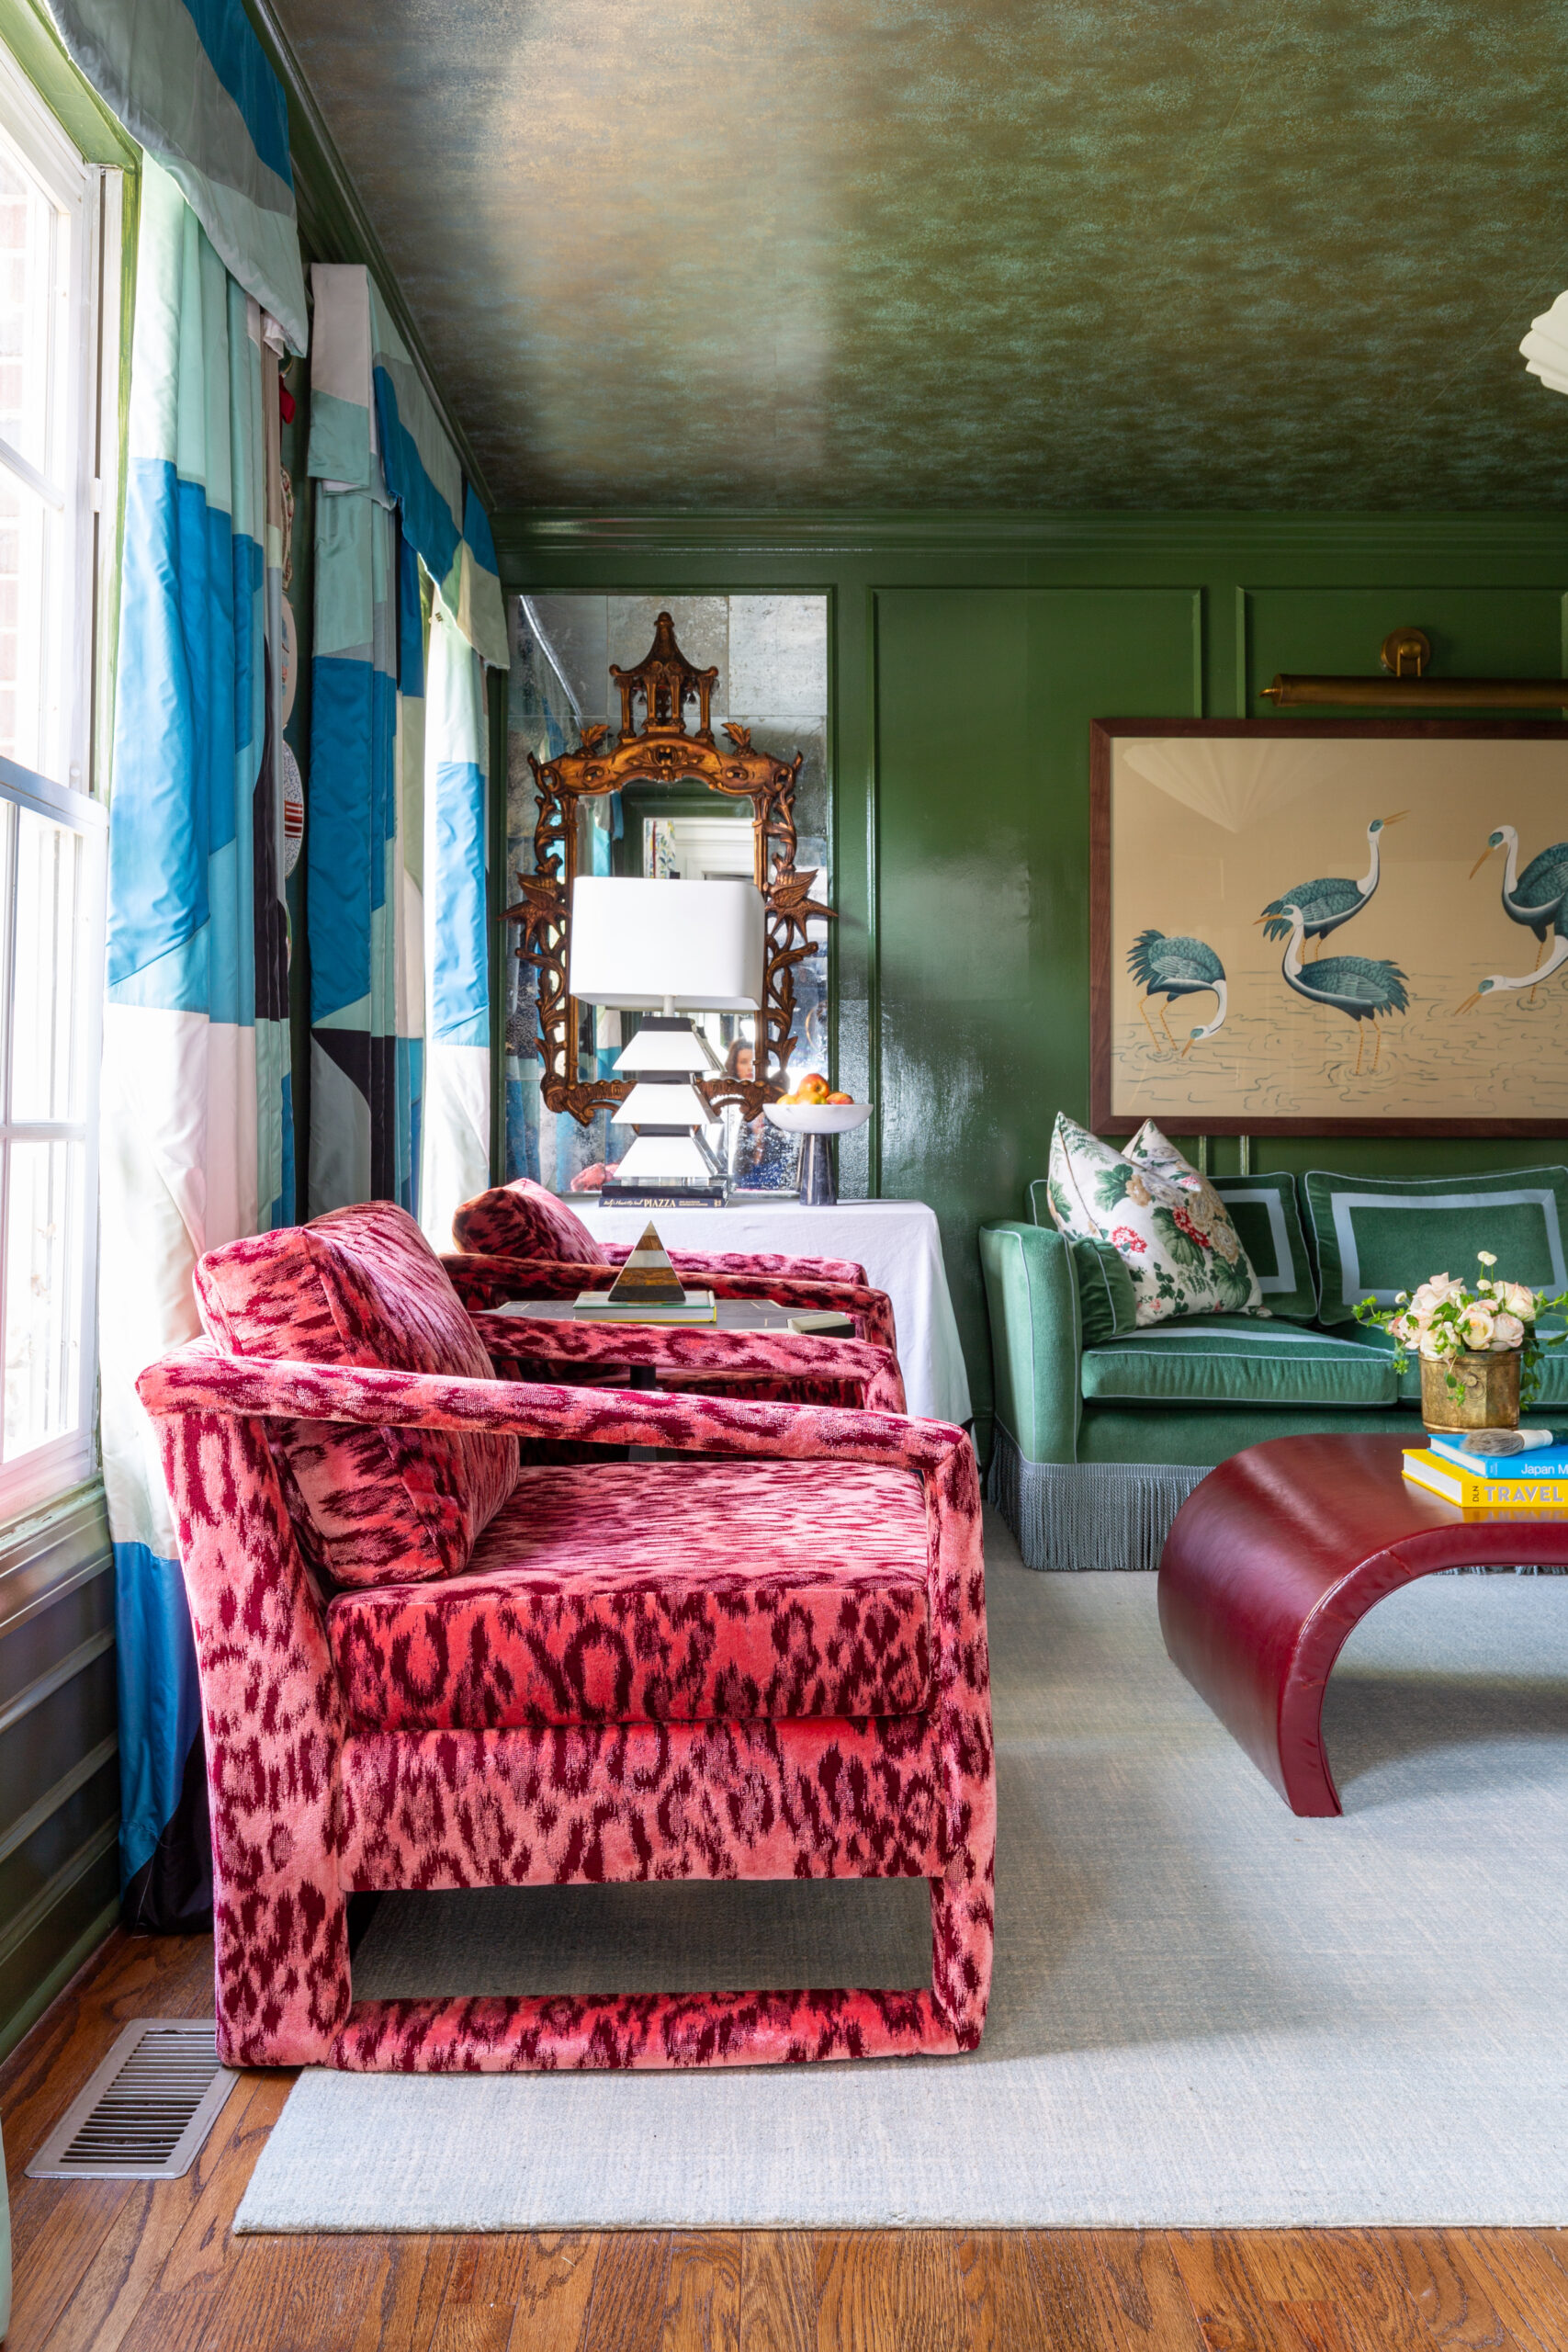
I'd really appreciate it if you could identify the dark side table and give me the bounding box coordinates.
[1157,1432,1568,1816]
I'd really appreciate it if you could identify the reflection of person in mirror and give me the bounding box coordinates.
[723,1040,765,1182]
[793,948,827,1061]
[723,1039,795,1189]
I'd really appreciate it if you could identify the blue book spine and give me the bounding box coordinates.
[1427,1433,1568,1479]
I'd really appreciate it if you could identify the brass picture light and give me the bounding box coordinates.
[1261,629,1568,712]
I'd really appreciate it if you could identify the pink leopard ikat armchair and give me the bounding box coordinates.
[137,1200,995,2073]
[448,1179,902,1366]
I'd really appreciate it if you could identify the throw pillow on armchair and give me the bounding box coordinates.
[196,1202,516,1587]
[456,1177,611,1264]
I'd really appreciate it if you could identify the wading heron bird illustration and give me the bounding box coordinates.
[1277,901,1408,1076]
[1127,930,1227,1057]
[1457,918,1568,1015]
[1470,826,1568,1000]
[1258,812,1406,956]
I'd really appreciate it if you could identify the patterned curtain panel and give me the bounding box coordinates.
[305,478,425,1210]
[100,158,294,1928]
[306,266,426,1214]
[43,0,307,351]
[421,608,491,1245]
[306,264,504,1234]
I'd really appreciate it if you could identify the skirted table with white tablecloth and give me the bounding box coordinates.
[577,1197,972,1427]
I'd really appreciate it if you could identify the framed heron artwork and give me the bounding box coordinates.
[1090,719,1568,1137]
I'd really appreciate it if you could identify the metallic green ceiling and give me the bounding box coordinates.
[274,0,1568,511]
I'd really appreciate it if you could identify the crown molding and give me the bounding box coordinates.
[239,0,491,510]
[492,508,1568,572]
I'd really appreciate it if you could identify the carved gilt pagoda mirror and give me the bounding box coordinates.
[504,600,831,1155]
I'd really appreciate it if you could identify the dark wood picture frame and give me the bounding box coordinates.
[1089,718,1568,1138]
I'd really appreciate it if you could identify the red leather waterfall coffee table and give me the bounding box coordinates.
[1157,1432,1568,1816]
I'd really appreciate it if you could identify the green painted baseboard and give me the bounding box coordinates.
[0,1894,119,2065]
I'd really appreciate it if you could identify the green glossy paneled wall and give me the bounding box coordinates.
[494,515,1568,1452]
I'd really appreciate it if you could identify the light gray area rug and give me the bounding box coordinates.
[239,1516,1568,2231]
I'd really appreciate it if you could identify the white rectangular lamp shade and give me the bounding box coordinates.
[570,877,766,1012]
[612,1080,712,1126]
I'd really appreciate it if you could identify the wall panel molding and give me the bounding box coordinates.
[0,1476,117,2059]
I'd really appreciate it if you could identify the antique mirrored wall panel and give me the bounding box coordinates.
[505,594,829,1193]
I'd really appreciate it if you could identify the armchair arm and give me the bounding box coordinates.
[470,1310,906,1415]
[977,1221,1082,1465]
[138,1340,948,1472]
[599,1243,868,1287]
[443,1252,897,1358]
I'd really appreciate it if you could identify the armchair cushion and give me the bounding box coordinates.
[329,1457,931,1730]
[453,1178,609,1264]
[196,1202,516,1589]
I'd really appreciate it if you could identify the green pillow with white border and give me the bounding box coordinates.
[1304,1166,1568,1327]
[1208,1173,1318,1322]
[1043,1115,1264,1328]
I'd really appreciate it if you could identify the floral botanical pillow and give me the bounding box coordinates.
[1044,1114,1264,1326]
[1124,1118,1273,1318]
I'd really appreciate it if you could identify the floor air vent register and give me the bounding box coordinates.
[27,2019,237,2180]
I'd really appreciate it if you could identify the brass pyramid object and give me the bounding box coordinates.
[604,1221,686,1306]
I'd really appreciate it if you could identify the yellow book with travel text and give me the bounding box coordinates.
[1403,1447,1568,1510]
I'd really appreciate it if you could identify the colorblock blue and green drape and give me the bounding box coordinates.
[44,0,307,350]
[306,264,505,1243]
[80,0,305,1928]
[423,603,493,1236]
[51,0,503,1930]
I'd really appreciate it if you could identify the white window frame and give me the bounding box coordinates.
[0,755,105,1515]
[0,44,115,1516]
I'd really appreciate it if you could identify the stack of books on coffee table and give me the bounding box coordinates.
[1403,1430,1568,1508]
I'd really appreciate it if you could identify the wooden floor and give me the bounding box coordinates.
[7,1933,1568,2350]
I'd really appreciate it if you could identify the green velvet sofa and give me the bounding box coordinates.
[979,1162,1568,1570]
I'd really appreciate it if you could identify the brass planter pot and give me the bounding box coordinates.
[1419,1348,1521,1431]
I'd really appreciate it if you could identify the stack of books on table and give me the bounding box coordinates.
[1403,1432,1568,1509]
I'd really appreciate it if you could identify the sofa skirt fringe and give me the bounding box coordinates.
[985,1426,1568,1575]
[986,1430,1207,1572]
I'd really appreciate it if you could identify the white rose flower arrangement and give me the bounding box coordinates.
[1354,1251,1568,1408]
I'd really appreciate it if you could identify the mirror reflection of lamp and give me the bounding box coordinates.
[568,877,766,1197]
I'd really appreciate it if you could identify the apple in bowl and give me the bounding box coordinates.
[764,1079,873,1136]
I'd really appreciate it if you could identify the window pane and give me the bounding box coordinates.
[12,808,82,1120]
[0,145,58,477]
[4,1136,84,1459]
[0,464,58,775]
